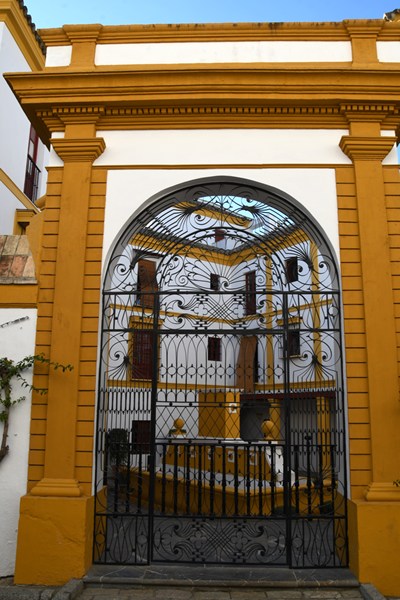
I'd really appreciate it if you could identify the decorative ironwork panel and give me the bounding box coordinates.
[94,178,348,568]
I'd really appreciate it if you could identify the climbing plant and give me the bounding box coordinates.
[0,354,73,463]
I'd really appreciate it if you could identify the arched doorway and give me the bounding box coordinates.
[94,177,348,568]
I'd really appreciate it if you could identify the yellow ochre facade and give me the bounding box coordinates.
[3,14,400,597]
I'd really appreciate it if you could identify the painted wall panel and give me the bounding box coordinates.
[95,41,352,66]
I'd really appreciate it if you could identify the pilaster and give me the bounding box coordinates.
[31,136,105,497]
[339,131,400,499]
[14,134,106,584]
[344,23,382,65]
[63,24,102,68]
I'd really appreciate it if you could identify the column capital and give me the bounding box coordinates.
[339,135,396,161]
[51,137,106,163]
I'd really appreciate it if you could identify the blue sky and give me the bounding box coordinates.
[26,1,396,30]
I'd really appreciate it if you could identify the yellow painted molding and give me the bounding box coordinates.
[344,23,382,65]
[30,478,83,497]
[364,482,400,502]
[0,168,40,212]
[62,24,102,69]
[39,20,400,46]
[51,138,106,163]
[13,209,36,234]
[0,0,45,70]
[8,68,400,139]
[62,23,102,44]
[339,136,396,161]
[0,283,37,306]
[102,163,354,170]
[340,103,396,125]
[344,23,383,38]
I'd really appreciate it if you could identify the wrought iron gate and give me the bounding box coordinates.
[94,178,348,568]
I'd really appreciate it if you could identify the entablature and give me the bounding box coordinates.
[6,66,400,145]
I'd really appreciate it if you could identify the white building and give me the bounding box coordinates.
[0,0,48,234]
[0,0,48,577]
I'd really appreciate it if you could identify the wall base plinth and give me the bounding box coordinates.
[14,494,94,585]
[364,482,400,501]
[348,498,400,597]
[30,478,83,497]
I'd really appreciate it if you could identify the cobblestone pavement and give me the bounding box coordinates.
[79,585,364,600]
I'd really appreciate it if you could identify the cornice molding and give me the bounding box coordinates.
[36,103,400,137]
[7,67,400,143]
[344,23,383,38]
[339,135,396,161]
[340,102,396,123]
[39,21,351,46]
[9,66,400,103]
[38,19,400,46]
[51,138,106,163]
[62,23,102,45]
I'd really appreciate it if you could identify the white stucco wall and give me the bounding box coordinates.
[0,308,37,577]
[79,125,396,265]
[0,183,22,234]
[377,41,400,62]
[95,41,352,66]
[101,168,341,265]
[0,23,31,190]
[45,40,352,68]
[0,22,49,232]
[92,129,352,169]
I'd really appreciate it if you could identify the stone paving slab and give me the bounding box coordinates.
[78,586,365,600]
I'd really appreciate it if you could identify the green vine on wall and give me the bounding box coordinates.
[0,354,73,464]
